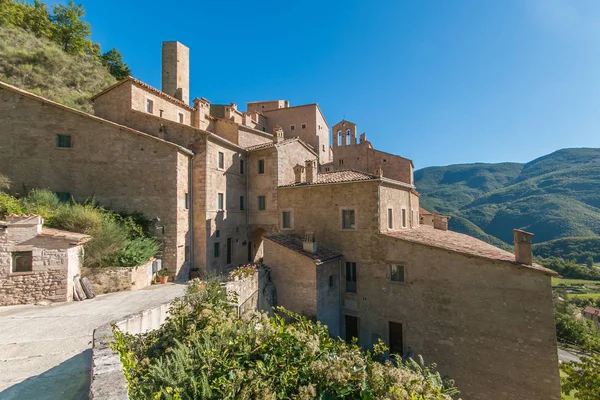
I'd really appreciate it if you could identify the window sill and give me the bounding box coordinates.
[341,228,357,231]
[55,147,72,150]
[281,227,293,231]
[387,280,406,285]
[10,271,35,276]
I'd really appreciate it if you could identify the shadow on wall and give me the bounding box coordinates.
[0,349,91,400]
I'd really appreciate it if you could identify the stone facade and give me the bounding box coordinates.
[0,215,88,306]
[266,176,560,400]
[0,82,192,279]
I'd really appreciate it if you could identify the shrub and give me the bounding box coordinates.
[112,280,459,400]
[0,173,10,191]
[20,188,61,220]
[117,237,159,267]
[48,202,102,234]
[82,217,128,268]
[0,192,23,217]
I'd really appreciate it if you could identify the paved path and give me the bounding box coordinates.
[558,348,582,364]
[0,283,186,400]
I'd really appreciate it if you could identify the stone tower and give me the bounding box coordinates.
[162,41,190,104]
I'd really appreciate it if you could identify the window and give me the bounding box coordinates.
[389,322,403,356]
[217,193,224,211]
[342,209,355,230]
[240,159,245,174]
[329,275,334,288]
[56,134,71,148]
[218,152,224,169]
[401,209,407,228]
[214,242,221,258]
[282,211,291,229]
[345,261,357,293]
[337,130,342,146]
[387,208,393,230]
[339,159,344,166]
[55,192,70,203]
[322,145,325,152]
[178,113,184,123]
[390,264,405,283]
[258,159,265,174]
[146,99,153,113]
[240,196,245,210]
[12,251,32,273]
[215,229,220,238]
[258,196,266,211]
[290,125,295,130]
[301,123,307,129]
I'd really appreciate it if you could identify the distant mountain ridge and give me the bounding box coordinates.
[415,148,600,259]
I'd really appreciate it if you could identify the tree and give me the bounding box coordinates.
[561,354,600,400]
[586,256,594,269]
[100,48,131,80]
[23,0,53,38]
[50,1,90,54]
[0,0,26,27]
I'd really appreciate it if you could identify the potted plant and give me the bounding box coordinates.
[189,267,201,280]
[158,269,170,284]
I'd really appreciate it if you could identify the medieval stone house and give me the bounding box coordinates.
[0,215,89,306]
[0,41,560,399]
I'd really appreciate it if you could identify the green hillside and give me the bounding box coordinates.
[415,148,600,259]
[0,25,116,113]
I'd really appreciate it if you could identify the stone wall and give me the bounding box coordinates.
[82,260,153,295]
[0,83,191,277]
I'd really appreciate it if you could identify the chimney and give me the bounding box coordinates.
[6,215,43,242]
[375,165,383,178]
[433,212,449,231]
[272,125,284,143]
[162,41,190,104]
[305,159,317,184]
[513,229,533,265]
[303,232,317,254]
[293,164,305,184]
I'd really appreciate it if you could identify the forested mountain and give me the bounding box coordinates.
[415,148,600,260]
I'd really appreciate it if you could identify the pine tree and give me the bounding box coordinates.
[100,48,131,80]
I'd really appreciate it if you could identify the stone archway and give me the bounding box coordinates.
[249,228,266,263]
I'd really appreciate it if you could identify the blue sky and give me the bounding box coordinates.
[49,0,600,168]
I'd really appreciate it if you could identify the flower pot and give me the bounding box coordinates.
[159,276,168,284]
[190,268,201,280]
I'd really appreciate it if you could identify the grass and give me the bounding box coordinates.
[570,292,600,299]
[0,25,116,113]
[552,277,600,286]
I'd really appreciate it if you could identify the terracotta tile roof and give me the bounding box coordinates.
[246,137,298,151]
[419,207,432,215]
[91,76,195,111]
[384,226,556,275]
[264,233,342,264]
[280,169,378,188]
[583,306,600,316]
[40,228,91,245]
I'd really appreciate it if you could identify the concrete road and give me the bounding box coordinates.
[558,348,582,364]
[0,283,186,400]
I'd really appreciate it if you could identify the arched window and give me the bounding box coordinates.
[337,130,342,146]
[346,129,351,145]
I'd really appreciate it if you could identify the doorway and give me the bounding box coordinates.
[389,321,403,356]
[226,238,232,264]
[345,315,359,342]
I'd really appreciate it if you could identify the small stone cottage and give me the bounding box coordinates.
[0,215,90,306]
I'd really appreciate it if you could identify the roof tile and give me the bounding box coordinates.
[264,233,342,264]
[281,169,378,187]
[384,226,556,275]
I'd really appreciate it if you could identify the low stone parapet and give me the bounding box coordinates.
[83,260,153,295]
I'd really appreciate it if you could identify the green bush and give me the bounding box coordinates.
[0,191,23,216]
[117,237,159,267]
[112,280,459,400]
[48,202,102,234]
[20,188,61,220]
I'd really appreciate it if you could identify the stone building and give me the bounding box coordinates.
[0,40,561,399]
[0,215,89,306]
[582,306,600,330]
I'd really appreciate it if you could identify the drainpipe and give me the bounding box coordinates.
[377,183,381,232]
[245,152,249,252]
[408,188,412,228]
[338,257,342,337]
